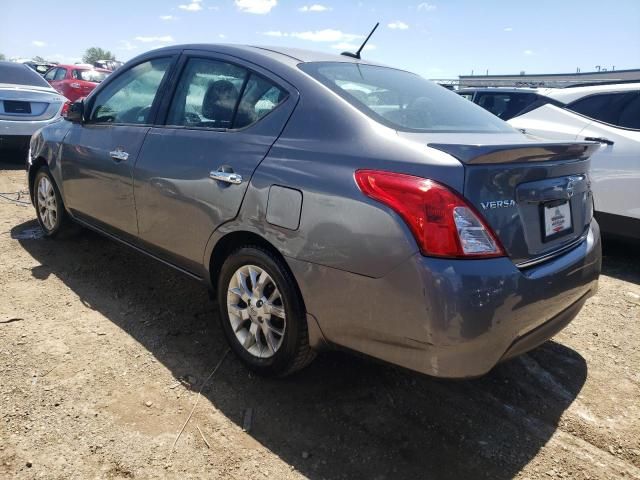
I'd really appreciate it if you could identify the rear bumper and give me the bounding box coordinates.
[0,117,59,139]
[288,220,601,378]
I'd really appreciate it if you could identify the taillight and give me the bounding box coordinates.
[354,170,504,258]
[60,101,70,117]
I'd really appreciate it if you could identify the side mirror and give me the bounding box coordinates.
[64,100,84,123]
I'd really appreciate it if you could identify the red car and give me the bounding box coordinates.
[44,65,110,102]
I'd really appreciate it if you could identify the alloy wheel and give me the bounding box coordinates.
[37,176,57,231]
[226,264,286,358]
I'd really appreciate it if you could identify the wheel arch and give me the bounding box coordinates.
[28,157,49,204]
[208,228,328,351]
[209,230,298,298]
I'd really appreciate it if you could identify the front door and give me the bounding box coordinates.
[61,57,174,239]
[133,54,297,273]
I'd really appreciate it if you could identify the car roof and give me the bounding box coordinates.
[457,87,543,94]
[53,64,111,72]
[137,43,391,70]
[541,82,640,104]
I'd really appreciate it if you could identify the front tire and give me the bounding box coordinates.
[33,167,71,237]
[217,246,315,377]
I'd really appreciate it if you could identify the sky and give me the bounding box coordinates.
[1,0,639,79]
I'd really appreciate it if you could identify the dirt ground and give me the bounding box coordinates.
[0,157,639,480]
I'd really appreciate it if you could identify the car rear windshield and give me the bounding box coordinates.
[299,62,514,133]
[75,69,109,83]
[0,62,51,88]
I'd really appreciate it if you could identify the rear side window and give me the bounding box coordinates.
[73,69,108,83]
[475,92,538,120]
[167,58,286,130]
[566,92,629,125]
[234,74,287,128]
[167,58,247,129]
[90,57,172,125]
[299,62,513,133]
[617,93,640,129]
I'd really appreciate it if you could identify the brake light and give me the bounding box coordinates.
[61,101,70,117]
[354,170,504,258]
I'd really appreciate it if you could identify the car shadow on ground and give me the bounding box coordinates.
[0,152,27,168]
[13,219,588,480]
[601,237,640,285]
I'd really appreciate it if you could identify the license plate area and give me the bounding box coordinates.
[3,100,32,114]
[541,199,573,242]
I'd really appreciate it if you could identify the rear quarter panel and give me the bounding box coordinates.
[206,82,464,279]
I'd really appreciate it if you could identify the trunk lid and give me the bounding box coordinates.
[399,132,599,266]
[0,85,65,121]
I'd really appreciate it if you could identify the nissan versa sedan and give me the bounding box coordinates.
[27,45,601,378]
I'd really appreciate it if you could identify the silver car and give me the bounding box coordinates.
[27,45,601,378]
[0,61,67,155]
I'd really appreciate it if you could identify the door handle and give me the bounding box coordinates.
[209,169,242,184]
[584,136,614,146]
[109,148,129,162]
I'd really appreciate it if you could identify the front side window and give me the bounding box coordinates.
[44,68,57,81]
[299,62,514,133]
[53,68,67,81]
[90,57,171,125]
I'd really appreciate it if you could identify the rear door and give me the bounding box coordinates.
[60,56,175,240]
[133,51,298,273]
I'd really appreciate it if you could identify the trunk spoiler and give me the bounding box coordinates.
[428,142,600,165]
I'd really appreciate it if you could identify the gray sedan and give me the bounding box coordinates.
[27,45,601,378]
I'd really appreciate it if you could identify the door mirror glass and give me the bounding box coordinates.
[65,100,84,123]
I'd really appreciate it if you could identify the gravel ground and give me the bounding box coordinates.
[0,159,639,480]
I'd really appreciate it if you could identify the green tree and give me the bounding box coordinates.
[82,47,115,64]
[33,55,46,62]
[0,53,6,61]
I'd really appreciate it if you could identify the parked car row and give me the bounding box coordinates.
[460,83,640,241]
[25,44,601,379]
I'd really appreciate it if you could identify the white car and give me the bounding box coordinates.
[509,82,640,240]
[0,61,67,158]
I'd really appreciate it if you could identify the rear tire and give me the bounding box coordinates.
[33,167,71,237]
[217,246,315,377]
